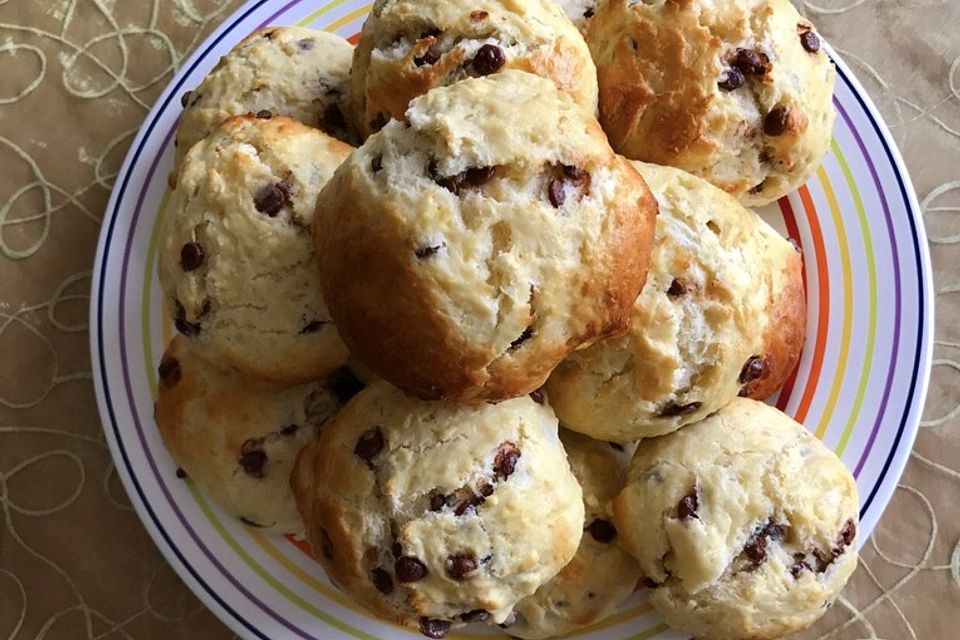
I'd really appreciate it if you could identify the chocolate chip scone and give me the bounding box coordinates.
[587,0,836,206]
[174,26,353,172]
[349,0,598,138]
[154,337,364,532]
[315,71,657,403]
[160,115,351,385]
[612,398,859,640]
[291,380,584,637]
[507,430,641,639]
[546,162,804,442]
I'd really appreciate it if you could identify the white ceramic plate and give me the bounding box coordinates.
[90,1,935,638]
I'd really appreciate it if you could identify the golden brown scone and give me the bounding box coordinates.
[612,399,859,640]
[154,337,364,532]
[546,162,805,442]
[587,0,836,206]
[506,430,641,639]
[159,115,352,385]
[349,0,598,138]
[291,381,584,636]
[174,26,353,171]
[314,71,657,403]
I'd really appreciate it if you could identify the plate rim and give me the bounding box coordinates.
[88,1,936,637]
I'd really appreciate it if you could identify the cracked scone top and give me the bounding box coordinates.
[546,162,805,442]
[314,71,658,403]
[349,0,598,138]
[174,26,353,171]
[507,430,641,639]
[290,381,584,636]
[154,337,363,532]
[612,399,859,640]
[587,0,836,206]
[159,115,351,384]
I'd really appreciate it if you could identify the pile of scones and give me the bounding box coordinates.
[154,1,861,639]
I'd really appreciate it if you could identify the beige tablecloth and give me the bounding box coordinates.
[1,1,957,638]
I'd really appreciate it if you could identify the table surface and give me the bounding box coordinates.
[1,1,957,639]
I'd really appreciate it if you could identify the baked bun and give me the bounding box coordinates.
[314,71,657,403]
[587,0,836,206]
[507,430,641,639]
[349,0,598,138]
[175,26,353,170]
[159,115,352,384]
[291,380,584,634]
[612,398,859,640]
[546,162,804,442]
[154,337,361,531]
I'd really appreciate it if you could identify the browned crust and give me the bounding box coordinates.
[593,0,720,164]
[741,248,806,400]
[315,144,656,403]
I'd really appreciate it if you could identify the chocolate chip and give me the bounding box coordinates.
[175,467,188,479]
[476,480,494,497]
[739,355,767,384]
[239,440,267,478]
[584,7,595,18]
[415,244,443,259]
[371,156,383,172]
[677,487,700,521]
[718,67,744,91]
[256,109,273,119]
[666,278,688,297]
[660,401,701,417]
[529,388,546,405]
[472,44,506,75]
[744,532,768,564]
[354,428,385,463]
[173,302,201,337]
[420,27,442,39]
[790,553,811,578]
[609,442,624,451]
[280,424,300,436]
[643,577,660,589]
[180,242,205,271]
[395,556,428,583]
[429,493,447,512]
[463,166,495,187]
[800,30,821,53]
[838,518,857,547]
[325,367,365,404]
[460,609,488,623]
[370,113,388,132]
[298,37,315,50]
[449,486,484,515]
[493,442,521,480]
[323,103,347,132]
[320,528,334,558]
[392,542,402,558]
[158,356,181,387]
[419,618,451,639]
[547,178,566,207]
[414,48,440,67]
[446,552,478,580]
[180,91,193,108]
[764,522,785,541]
[371,567,394,594]
[509,326,534,350]
[749,181,766,195]
[764,107,790,136]
[300,320,326,334]
[733,48,771,76]
[254,181,294,216]
[587,518,617,543]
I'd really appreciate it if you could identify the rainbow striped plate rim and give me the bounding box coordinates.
[90,1,935,638]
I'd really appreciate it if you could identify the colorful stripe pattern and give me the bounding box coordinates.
[89,1,934,639]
